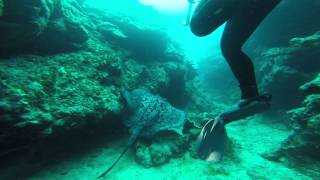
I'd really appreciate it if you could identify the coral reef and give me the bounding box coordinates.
[300,73,320,93]
[2,1,318,179]
[0,45,195,151]
[90,11,184,64]
[1,2,318,179]
[0,51,122,153]
[134,132,191,167]
[0,0,257,173]
[290,31,320,47]
[255,32,320,177]
[33,0,92,54]
[0,0,89,55]
[0,2,201,166]
[258,32,320,111]
[0,0,56,49]
[263,74,320,177]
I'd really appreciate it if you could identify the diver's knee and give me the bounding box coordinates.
[221,48,242,61]
[221,41,241,59]
[190,18,211,37]
[221,42,232,58]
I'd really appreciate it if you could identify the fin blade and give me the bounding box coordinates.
[195,119,227,161]
[221,101,270,124]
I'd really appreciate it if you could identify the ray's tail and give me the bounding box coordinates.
[96,145,130,179]
[96,131,139,179]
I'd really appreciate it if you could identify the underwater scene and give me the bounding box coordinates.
[0,0,319,179]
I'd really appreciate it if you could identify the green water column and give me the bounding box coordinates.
[0,0,3,16]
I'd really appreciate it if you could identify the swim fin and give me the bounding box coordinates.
[220,94,272,124]
[194,94,272,161]
[195,118,227,162]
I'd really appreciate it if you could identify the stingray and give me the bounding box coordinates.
[97,89,186,178]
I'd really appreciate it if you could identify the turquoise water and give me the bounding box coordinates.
[0,0,319,179]
[84,0,225,64]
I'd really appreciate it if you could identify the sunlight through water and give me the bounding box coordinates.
[138,0,188,13]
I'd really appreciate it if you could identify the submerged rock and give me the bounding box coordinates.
[134,132,191,167]
[258,32,320,111]
[263,74,320,177]
[89,11,184,64]
[0,1,217,174]
[0,0,89,55]
[0,0,54,49]
[0,38,196,164]
[290,31,320,47]
[0,54,123,140]
[33,0,91,54]
[300,73,320,93]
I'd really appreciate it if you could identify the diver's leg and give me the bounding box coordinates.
[190,0,238,37]
[221,19,259,99]
[221,0,281,99]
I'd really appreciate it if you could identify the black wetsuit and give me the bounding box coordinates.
[190,0,282,99]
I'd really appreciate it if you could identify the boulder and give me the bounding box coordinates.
[0,0,55,49]
[289,31,320,47]
[134,132,190,167]
[300,73,320,94]
[258,32,320,111]
[0,0,89,55]
[262,74,320,177]
[32,0,91,54]
[0,39,196,163]
[92,13,181,63]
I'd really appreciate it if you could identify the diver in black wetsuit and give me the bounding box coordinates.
[190,0,282,161]
[190,0,281,106]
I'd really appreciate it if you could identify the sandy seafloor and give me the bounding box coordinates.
[13,116,312,180]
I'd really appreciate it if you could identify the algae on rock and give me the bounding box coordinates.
[0,1,209,171]
[0,27,196,163]
[0,0,55,48]
[290,31,320,47]
[0,52,123,138]
[134,132,191,167]
[263,74,320,177]
[300,73,320,93]
[258,32,320,111]
[0,0,89,54]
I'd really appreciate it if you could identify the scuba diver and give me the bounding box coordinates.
[189,0,282,161]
